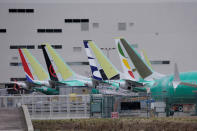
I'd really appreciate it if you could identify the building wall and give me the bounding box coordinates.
[0,0,197,82]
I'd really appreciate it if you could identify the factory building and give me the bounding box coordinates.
[0,0,197,83]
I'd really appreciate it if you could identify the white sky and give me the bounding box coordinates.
[1,0,197,3]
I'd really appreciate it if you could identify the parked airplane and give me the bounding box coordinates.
[83,40,135,95]
[116,37,197,114]
[18,48,59,95]
[83,40,143,92]
[41,43,96,89]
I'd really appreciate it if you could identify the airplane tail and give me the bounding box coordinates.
[115,38,153,80]
[140,49,153,70]
[18,49,34,82]
[83,40,103,81]
[87,40,120,80]
[43,43,79,81]
[115,38,139,81]
[40,44,59,82]
[19,48,49,81]
[115,38,165,80]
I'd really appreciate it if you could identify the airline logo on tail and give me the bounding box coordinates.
[117,38,153,79]
[45,43,74,80]
[41,44,59,82]
[116,39,135,79]
[83,40,102,81]
[18,49,34,82]
[22,49,49,81]
[87,41,120,80]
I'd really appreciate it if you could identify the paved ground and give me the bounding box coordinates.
[0,108,27,131]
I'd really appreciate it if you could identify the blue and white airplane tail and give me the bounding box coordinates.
[83,40,103,81]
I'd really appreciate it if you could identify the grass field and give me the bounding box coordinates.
[33,117,197,131]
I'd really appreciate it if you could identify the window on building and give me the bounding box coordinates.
[73,19,80,23]
[25,9,34,13]
[93,23,99,28]
[73,47,82,52]
[65,19,89,23]
[67,62,89,66]
[26,45,35,49]
[162,61,170,64]
[9,9,17,13]
[51,45,62,49]
[38,45,62,49]
[10,45,18,49]
[45,29,53,33]
[10,45,35,49]
[9,9,34,13]
[53,29,62,33]
[150,60,170,65]
[0,29,6,33]
[37,29,45,33]
[18,9,25,13]
[37,29,62,33]
[118,22,126,31]
[81,23,89,31]
[81,19,89,23]
[10,62,22,66]
[10,78,26,81]
[65,19,73,23]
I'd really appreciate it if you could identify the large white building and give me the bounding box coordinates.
[0,0,197,82]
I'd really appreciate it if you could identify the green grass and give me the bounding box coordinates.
[33,117,197,131]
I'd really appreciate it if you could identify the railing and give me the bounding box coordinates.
[0,95,90,119]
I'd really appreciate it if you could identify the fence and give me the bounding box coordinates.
[0,95,90,119]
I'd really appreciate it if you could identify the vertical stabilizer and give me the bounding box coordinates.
[115,38,138,81]
[22,49,49,81]
[18,49,34,82]
[45,43,75,80]
[83,40,102,81]
[118,38,153,79]
[41,44,59,82]
[88,41,120,80]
